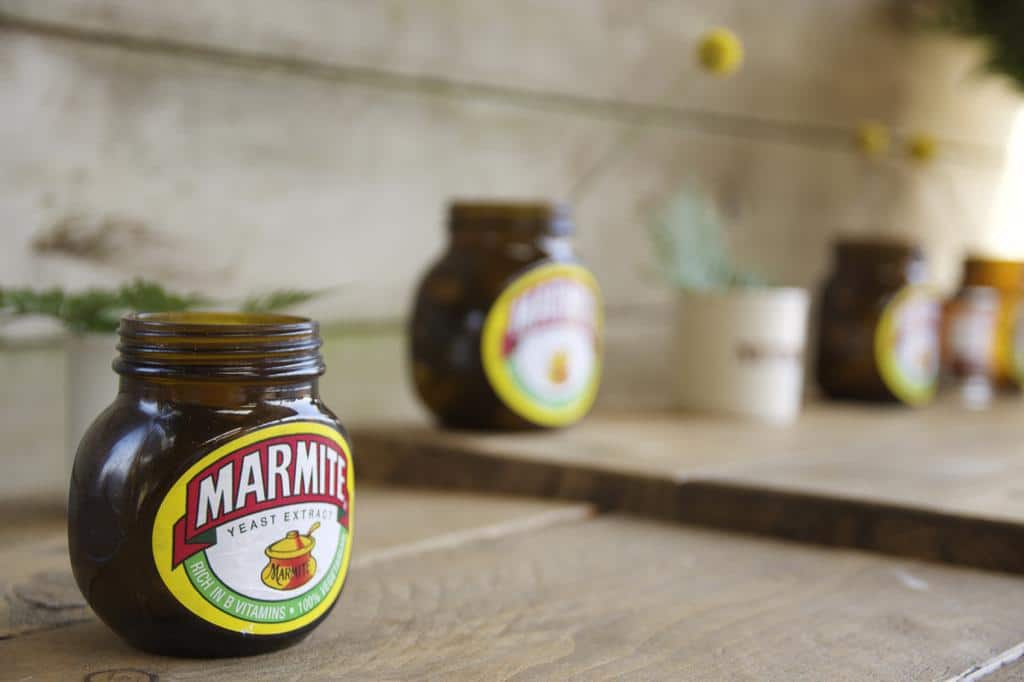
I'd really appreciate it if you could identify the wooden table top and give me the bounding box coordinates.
[7,402,1024,680]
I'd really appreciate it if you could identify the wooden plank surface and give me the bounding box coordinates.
[2,25,997,321]
[0,3,1009,320]
[0,30,622,319]
[0,485,592,639]
[0,0,1017,147]
[0,0,1016,453]
[949,643,1024,682]
[976,656,1024,682]
[357,400,1024,514]
[7,516,1024,681]
[354,399,1024,573]
[0,1,1011,456]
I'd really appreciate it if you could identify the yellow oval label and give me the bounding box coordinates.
[152,422,353,635]
[481,263,603,427]
[875,286,940,406]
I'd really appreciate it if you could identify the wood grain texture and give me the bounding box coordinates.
[973,659,1024,682]
[7,516,1024,680]
[948,643,1024,682]
[0,0,1017,146]
[0,6,1008,319]
[354,400,1024,573]
[0,485,591,639]
[0,31,621,319]
[352,486,594,566]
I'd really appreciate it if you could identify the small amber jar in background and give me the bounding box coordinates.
[410,201,603,430]
[816,239,941,405]
[69,313,354,657]
[942,285,999,407]
[958,256,1024,389]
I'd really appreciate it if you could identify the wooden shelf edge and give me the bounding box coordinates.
[354,428,1024,575]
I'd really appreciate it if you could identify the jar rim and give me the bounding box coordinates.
[123,311,314,332]
[448,200,573,236]
[116,311,324,380]
[833,238,924,267]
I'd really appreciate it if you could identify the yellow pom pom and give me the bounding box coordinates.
[855,122,890,158]
[907,134,937,163]
[697,28,744,76]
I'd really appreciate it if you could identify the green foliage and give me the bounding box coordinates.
[0,287,66,318]
[54,288,132,334]
[648,189,764,291]
[117,279,210,312]
[0,279,318,333]
[938,0,1024,91]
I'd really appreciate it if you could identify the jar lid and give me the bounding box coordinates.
[448,201,573,236]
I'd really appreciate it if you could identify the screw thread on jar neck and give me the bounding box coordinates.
[115,312,325,381]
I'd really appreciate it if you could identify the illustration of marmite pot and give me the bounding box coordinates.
[548,349,570,384]
[262,522,320,591]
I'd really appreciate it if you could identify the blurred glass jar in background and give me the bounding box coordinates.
[815,239,940,405]
[942,285,1000,408]
[958,256,1024,391]
[410,201,603,430]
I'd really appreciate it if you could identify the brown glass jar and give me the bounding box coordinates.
[959,256,1024,388]
[942,285,999,396]
[815,239,940,404]
[68,313,354,658]
[410,201,603,430]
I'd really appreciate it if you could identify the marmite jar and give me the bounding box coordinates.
[958,256,1024,389]
[816,239,941,405]
[410,201,603,430]
[942,284,999,407]
[68,313,354,657]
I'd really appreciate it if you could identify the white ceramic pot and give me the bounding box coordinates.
[672,287,810,423]
[66,332,119,481]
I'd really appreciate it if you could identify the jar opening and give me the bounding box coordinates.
[128,311,312,328]
[115,312,324,380]
[448,200,573,237]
